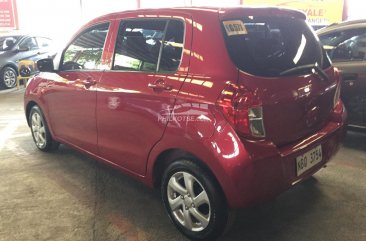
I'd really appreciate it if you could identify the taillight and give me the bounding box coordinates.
[248,107,266,137]
[333,67,341,108]
[216,82,265,138]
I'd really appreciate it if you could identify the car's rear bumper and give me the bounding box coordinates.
[234,123,343,208]
[213,102,347,209]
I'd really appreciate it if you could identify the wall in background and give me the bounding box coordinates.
[12,0,240,48]
[3,0,364,49]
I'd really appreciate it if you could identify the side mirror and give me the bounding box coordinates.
[37,58,54,72]
[16,46,30,52]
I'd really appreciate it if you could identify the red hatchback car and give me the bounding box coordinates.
[25,7,346,241]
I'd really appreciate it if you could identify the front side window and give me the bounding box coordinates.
[113,19,184,73]
[319,28,366,62]
[61,23,110,71]
[222,16,326,77]
[0,36,20,51]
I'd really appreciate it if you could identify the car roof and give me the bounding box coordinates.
[0,34,27,38]
[0,34,51,40]
[91,6,306,23]
[316,19,366,35]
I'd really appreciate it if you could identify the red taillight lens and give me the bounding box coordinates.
[216,82,265,138]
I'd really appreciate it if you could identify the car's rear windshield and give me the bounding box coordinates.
[222,16,328,77]
[0,36,21,51]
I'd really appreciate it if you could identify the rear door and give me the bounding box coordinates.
[335,61,366,127]
[35,37,54,60]
[319,28,366,127]
[45,23,110,153]
[97,14,192,175]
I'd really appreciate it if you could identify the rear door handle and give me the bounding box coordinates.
[82,79,97,87]
[148,82,172,91]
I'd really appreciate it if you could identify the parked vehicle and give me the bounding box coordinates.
[0,34,53,89]
[317,20,366,129]
[24,7,346,241]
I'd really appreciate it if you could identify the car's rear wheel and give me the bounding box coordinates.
[29,105,59,152]
[0,66,17,89]
[161,159,229,241]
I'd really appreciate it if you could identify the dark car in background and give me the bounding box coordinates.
[317,20,366,129]
[0,34,53,89]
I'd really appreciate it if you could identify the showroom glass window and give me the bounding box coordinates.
[319,28,366,62]
[61,23,110,71]
[113,19,184,72]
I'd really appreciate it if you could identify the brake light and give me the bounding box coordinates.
[216,82,265,138]
[333,68,341,108]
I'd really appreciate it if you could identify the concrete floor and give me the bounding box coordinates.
[0,88,365,241]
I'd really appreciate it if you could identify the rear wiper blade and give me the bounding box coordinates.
[280,64,329,81]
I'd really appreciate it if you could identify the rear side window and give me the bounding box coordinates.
[159,20,184,72]
[61,23,110,71]
[113,19,184,73]
[37,37,52,48]
[319,28,366,62]
[222,17,326,77]
[113,20,166,72]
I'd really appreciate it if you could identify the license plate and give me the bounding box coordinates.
[296,145,322,176]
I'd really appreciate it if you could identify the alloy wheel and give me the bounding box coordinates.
[3,68,16,88]
[167,171,211,232]
[31,112,47,148]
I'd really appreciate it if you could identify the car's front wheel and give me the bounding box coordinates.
[0,66,17,89]
[161,159,229,241]
[29,105,59,152]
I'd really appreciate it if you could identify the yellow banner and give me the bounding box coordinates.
[242,0,344,25]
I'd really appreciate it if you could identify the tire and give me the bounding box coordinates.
[29,105,59,152]
[161,159,229,241]
[0,66,17,89]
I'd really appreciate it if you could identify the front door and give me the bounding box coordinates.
[45,23,111,153]
[97,17,191,175]
[335,61,366,127]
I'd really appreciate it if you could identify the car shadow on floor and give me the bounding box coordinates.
[220,177,326,241]
[35,143,189,241]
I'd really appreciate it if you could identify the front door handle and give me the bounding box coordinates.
[148,82,172,91]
